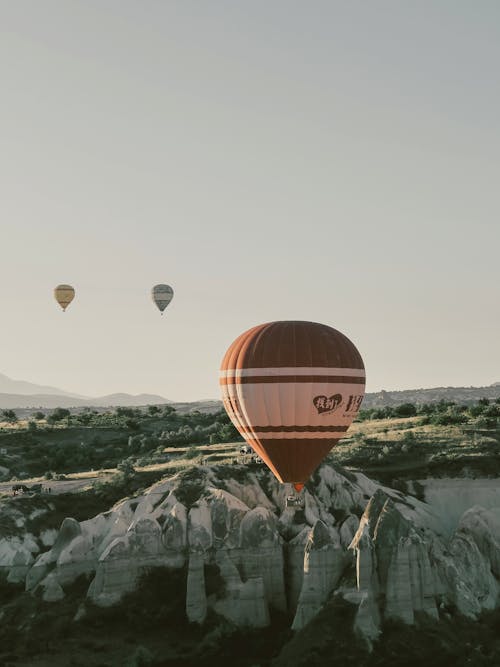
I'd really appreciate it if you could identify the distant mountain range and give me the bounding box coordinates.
[0,373,86,399]
[0,392,172,409]
[0,373,171,409]
[0,372,498,410]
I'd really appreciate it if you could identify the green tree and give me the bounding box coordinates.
[116,406,137,418]
[33,411,45,420]
[78,412,92,425]
[1,410,17,423]
[47,407,71,424]
[117,459,136,483]
[125,418,140,431]
[394,403,417,418]
[469,403,485,417]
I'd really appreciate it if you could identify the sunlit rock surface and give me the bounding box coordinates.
[5,464,500,643]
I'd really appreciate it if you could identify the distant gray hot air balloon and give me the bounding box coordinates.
[54,284,75,312]
[151,284,174,315]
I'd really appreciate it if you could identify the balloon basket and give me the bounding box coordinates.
[285,484,305,509]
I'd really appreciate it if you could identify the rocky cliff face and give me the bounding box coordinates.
[6,464,500,645]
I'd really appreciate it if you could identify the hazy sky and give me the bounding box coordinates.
[0,1,498,400]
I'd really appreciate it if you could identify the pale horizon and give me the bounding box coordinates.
[1,366,498,404]
[1,2,499,401]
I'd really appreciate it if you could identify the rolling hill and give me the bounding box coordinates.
[0,371,498,410]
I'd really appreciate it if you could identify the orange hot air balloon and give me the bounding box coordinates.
[220,321,365,491]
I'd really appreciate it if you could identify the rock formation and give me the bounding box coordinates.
[2,463,500,647]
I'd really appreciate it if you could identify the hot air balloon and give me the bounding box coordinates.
[54,284,75,312]
[220,321,365,498]
[152,284,174,315]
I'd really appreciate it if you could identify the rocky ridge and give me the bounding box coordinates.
[3,464,500,645]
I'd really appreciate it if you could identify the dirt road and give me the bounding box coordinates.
[0,476,107,495]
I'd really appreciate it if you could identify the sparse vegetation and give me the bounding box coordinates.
[47,407,71,424]
[0,396,498,665]
[0,406,243,478]
[330,399,500,485]
[358,398,499,428]
[0,398,497,491]
[1,409,17,423]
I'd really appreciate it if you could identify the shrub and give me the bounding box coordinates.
[126,419,140,431]
[78,413,92,425]
[47,408,70,424]
[185,446,199,460]
[1,410,17,423]
[402,430,416,443]
[431,411,468,426]
[117,459,136,480]
[394,403,417,418]
[116,407,138,418]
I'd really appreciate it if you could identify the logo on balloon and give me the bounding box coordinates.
[345,394,364,413]
[313,394,343,415]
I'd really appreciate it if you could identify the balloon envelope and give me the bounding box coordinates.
[54,284,75,311]
[220,321,365,487]
[152,284,174,313]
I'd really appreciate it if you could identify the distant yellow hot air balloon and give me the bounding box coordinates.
[151,284,174,315]
[54,284,75,312]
